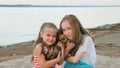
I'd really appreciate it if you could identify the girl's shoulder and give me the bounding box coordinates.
[36,43,42,47]
[34,43,43,51]
[34,43,43,55]
[83,35,92,40]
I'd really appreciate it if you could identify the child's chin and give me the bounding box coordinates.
[68,38,72,40]
[49,43,54,45]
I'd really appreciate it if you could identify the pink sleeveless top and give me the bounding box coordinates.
[33,46,54,68]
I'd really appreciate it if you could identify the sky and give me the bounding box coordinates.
[0,0,120,6]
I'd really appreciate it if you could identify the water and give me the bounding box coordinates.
[0,7,120,46]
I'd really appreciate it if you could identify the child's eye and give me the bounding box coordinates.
[67,27,71,30]
[62,29,65,32]
[53,35,56,38]
[46,34,50,36]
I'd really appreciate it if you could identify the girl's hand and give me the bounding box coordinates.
[57,42,64,59]
[57,42,64,48]
[65,42,75,56]
[57,52,62,61]
[66,42,75,52]
[57,51,61,58]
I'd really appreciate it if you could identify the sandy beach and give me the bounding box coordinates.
[0,23,120,68]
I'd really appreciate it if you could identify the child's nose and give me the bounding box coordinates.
[50,37,54,41]
[65,31,69,35]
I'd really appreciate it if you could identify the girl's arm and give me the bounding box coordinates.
[34,44,61,68]
[64,42,75,57]
[65,42,85,63]
[66,36,92,63]
[57,42,65,64]
[66,52,85,63]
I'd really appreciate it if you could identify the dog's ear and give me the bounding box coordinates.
[56,29,62,41]
[59,34,65,40]
[59,34,68,43]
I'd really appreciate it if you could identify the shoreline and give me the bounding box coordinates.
[0,41,34,62]
[0,40,35,47]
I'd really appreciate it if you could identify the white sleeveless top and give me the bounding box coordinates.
[76,35,96,66]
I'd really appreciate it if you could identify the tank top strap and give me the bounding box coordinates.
[43,46,53,54]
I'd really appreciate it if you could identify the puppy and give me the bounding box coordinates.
[46,34,75,60]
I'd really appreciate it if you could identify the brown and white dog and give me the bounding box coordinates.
[46,34,75,60]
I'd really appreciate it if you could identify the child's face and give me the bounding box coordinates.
[41,28,57,46]
[61,20,73,40]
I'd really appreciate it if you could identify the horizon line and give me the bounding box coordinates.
[0,4,120,7]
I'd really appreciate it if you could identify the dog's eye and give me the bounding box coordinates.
[61,38,67,43]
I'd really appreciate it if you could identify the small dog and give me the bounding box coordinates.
[46,34,75,60]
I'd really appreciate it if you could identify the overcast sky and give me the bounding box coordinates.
[0,0,120,6]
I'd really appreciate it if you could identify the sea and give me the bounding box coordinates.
[0,6,120,46]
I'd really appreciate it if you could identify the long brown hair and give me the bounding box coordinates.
[31,22,58,62]
[60,14,91,55]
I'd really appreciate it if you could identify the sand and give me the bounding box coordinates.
[0,55,119,68]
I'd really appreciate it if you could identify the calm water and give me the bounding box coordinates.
[0,7,120,46]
